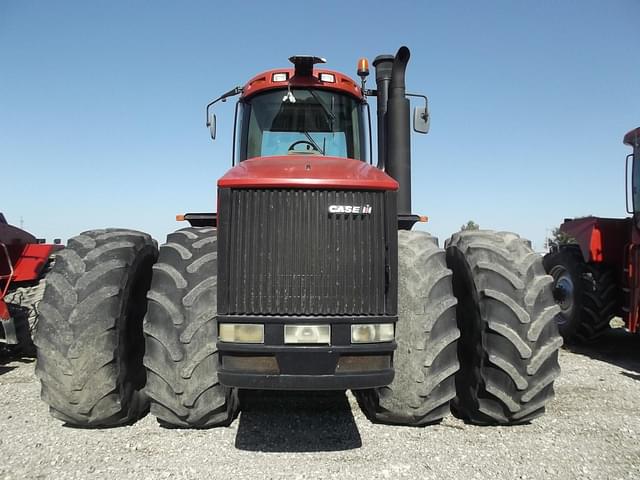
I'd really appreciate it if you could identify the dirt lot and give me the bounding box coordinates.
[1,329,640,480]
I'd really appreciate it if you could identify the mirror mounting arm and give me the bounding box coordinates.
[359,90,427,104]
[406,92,428,106]
[205,86,244,139]
[363,90,429,134]
[206,86,243,125]
[406,92,429,134]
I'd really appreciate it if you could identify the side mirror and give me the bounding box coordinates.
[205,86,242,142]
[207,113,217,140]
[413,106,430,134]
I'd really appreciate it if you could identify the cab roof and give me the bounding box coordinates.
[241,68,363,101]
[624,127,640,147]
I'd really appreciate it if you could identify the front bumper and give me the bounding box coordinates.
[216,315,396,390]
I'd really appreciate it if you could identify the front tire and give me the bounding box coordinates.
[446,230,562,425]
[143,227,238,428]
[34,229,157,426]
[355,231,460,426]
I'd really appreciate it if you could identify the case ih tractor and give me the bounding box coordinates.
[544,127,640,343]
[35,46,562,428]
[0,213,61,354]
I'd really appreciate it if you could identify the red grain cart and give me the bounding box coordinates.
[544,127,640,342]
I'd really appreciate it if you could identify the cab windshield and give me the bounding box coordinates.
[236,89,366,161]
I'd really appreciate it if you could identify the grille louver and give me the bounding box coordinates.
[218,189,391,316]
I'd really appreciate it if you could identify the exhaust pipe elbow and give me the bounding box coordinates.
[389,46,410,97]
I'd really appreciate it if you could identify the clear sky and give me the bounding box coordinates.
[1,1,638,251]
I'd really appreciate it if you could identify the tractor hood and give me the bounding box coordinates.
[218,157,398,190]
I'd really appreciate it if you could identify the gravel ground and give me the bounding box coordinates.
[1,329,640,480]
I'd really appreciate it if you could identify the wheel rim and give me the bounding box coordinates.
[550,265,574,326]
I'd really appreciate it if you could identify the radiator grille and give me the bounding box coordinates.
[218,189,389,315]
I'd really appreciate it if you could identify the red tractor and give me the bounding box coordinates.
[544,127,640,343]
[34,47,562,428]
[0,214,61,354]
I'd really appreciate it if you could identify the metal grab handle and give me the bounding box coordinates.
[626,153,634,214]
[627,243,640,333]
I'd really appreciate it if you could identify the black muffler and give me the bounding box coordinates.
[374,46,412,217]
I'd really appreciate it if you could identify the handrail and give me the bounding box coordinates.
[626,153,634,214]
[626,242,639,333]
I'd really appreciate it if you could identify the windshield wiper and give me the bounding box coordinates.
[303,131,324,154]
[307,89,335,128]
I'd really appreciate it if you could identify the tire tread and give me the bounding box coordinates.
[446,230,562,425]
[143,227,238,428]
[355,231,460,426]
[34,229,156,427]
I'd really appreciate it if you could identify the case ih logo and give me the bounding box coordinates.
[328,205,372,214]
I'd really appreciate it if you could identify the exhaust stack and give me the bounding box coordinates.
[373,54,394,171]
[374,46,412,217]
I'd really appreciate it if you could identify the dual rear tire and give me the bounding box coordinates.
[358,230,562,425]
[35,227,236,428]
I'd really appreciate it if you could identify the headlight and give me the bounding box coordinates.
[351,323,395,343]
[284,325,331,344]
[218,323,264,343]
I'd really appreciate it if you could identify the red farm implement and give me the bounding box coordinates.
[544,127,640,342]
[0,213,61,352]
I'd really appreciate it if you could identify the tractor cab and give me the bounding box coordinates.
[207,55,430,168]
[207,56,369,165]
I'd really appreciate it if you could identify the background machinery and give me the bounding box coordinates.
[34,47,562,428]
[544,128,640,343]
[0,213,61,354]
